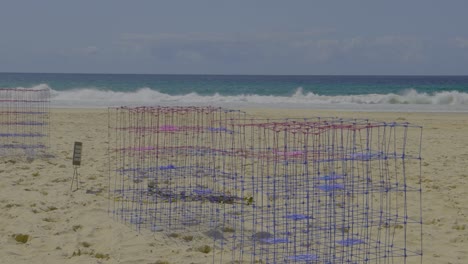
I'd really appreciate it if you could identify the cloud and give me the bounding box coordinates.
[111,31,437,74]
[175,50,203,63]
[453,37,468,48]
[365,36,424,62]
[59,45,99,56]
[82,46,99,55]
[119,32,255,60]
[116,31,335,63]
[288,35,424,63]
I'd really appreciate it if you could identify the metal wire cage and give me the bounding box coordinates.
[107,107,423,264]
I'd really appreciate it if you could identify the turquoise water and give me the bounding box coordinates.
[2,72,468,95]
[1,73,468,111]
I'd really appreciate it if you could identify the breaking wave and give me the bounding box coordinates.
[6,84,468,111]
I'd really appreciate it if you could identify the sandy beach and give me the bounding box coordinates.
[0,108,467,264]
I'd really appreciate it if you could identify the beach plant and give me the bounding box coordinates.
[245,196,254,205]
[452,224,466,230]
[182,235,194,242]
[222,226,235,233]
[197,245,212,254]
[168,233,180,238]
[153,261,170,264]
[13,234,29,244]
[47,206,58,211]
[43,217,56,222]
[72,249,81,256]
[80,241,91,248]
[95,253,110,260]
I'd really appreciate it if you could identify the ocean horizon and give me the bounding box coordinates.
[1,72,468,112]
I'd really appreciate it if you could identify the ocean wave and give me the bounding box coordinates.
[6,84,468,109]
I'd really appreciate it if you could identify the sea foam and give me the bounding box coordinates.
[9,84,468,111]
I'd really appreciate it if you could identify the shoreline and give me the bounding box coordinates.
[50,105,468,114]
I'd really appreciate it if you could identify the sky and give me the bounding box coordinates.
[1,0,468,75]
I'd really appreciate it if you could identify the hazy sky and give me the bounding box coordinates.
[1,0,467,75]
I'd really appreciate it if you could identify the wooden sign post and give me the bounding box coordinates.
[71,142,82,190]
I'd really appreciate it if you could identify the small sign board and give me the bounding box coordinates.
[73,142,82,166]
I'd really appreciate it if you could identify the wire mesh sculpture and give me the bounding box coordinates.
[108,107,423,264]
[0,88,50,158]
[216,118,423,264]
[108,106,246,234]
